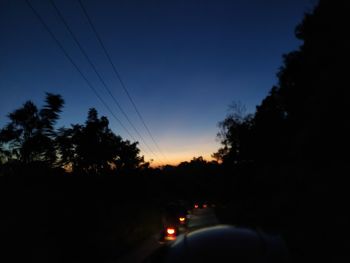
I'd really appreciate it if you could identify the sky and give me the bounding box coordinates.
[0,0,317,166]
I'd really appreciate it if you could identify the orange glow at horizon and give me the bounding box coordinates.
[140,133,221,167]
[148,152,216,167]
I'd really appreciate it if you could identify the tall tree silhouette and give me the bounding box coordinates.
[213,102,254,165]
[276,0,349,164]
[57,108,145,175]
[252,86,289,164]
[215,1,350,260]
[0,93,64,166]
[217,0,349,168]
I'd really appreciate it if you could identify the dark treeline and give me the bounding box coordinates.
[0,93,147,176]
[211,0,349,262]
[1,0,349,262]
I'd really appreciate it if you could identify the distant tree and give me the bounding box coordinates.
[172,156,220,177]
[213,102,254,165]
[114,139,144,174]
[57,108,145,175]
[0,93,64,166]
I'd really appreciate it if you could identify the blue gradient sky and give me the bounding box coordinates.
[0,0,317,166]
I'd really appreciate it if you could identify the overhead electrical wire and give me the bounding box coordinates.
[48,0,161,162]
[24,0,139,143]
[77,0,169,163]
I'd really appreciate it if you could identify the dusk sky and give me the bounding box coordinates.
[0,0,317,166]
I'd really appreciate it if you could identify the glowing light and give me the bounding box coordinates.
[167,228,175,235]
[203,204,207,208]
[194,204,199,208]
[179,217,185,222]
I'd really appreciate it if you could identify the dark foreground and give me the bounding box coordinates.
[1,171,349,263]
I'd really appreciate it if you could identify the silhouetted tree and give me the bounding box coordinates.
[218,0,349,167]
[215,1,350,260]
[114,139,144,174]
[57,108,145,175]
[251,86,289,164]
[172,156,220,177]
[213,102,254,166]
[0,93,64,166]
[278,0,349,164]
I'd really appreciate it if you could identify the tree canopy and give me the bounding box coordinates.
[56,108,145,175]
[0,95,146,175]
[215,0,349,169]
[0,93,64,166]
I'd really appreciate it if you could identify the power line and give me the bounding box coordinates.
[77,0,169,163]
[49,0,160,162]
[24,0,138,144]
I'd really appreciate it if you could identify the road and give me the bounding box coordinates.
[187,207,219,229]
[117,207,218,263]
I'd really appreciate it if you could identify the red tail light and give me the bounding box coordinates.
[203,204,207,208]
[166,228,175,235]
[194,204,199,209]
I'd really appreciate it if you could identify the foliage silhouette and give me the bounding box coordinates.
[213,102,254,166]
[0,93,64,167]
[56,108,146,175]
[215,0,350,261]
[216,0,349,171]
